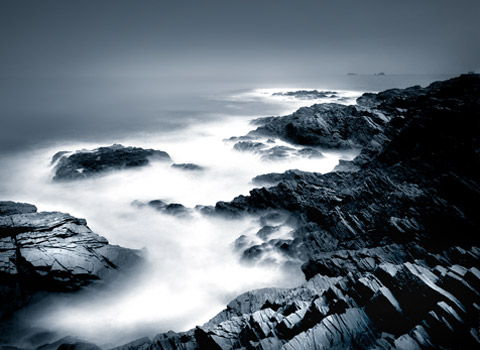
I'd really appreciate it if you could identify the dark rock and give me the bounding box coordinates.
[158,74,480,349]
[50,151,70,165]
[245,103,390,149]
[0,201,141,319]
[38,336,101,350]
[233,141,267,152]
[260,146,295,161]
[0,202,37,217]
[171,163,204,171]
[272,90,338,100]
[44,74,480,350]
[233,140,322,162]
[296,147,324,158]
[164,203,192,217]
[256,226,280,240]
[133,200,192,217]
[52,144,171,181]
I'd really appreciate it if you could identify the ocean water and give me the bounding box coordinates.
[0,74,453,347]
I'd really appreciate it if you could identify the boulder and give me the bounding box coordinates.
[52,144,171,181]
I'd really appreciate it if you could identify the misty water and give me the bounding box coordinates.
[0,74,452,347]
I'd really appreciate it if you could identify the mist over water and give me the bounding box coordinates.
[0,75,452,347]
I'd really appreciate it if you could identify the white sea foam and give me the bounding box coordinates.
[0,89,358,347]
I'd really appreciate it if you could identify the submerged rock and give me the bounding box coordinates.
[51,144,171,181]
[0,201,141,318]
[171,163,204,171]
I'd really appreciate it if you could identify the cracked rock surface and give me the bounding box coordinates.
[0,201,141,318]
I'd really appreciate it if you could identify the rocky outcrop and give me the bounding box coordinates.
[239,103,390,149]
[103,244,479,349]
[0,201,141,318]
[27,74,480,349]
[51,144,171,181]
[135,74,479,349]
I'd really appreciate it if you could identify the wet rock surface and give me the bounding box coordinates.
[51,144,171,181]
[0,201,141,319]
[107,74,480,349]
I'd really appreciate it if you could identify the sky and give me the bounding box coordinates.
[0,0,479,79]
[0,0,479,153]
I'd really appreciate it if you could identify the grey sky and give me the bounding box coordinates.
[0,0,479,78]
[0,0,479,153]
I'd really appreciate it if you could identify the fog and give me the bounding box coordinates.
[0,90,361,347]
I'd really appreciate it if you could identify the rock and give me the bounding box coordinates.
[37,336,102,350]
[155,74,479,350]
[0,202,37,216]
[233,140,322,162]
[0,201,141,318]
[52,144,171,181]
[51,151,70,165]
[272,90,338,100]
[256,225,280,240]
[233,141,267,152]
[244,103,390,149]
[171,163,204,171]
[133,200,192,217]
[34,74,480,349]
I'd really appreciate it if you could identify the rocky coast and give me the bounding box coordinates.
[1,74,479,350]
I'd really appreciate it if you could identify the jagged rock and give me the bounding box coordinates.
[32,75,480,349]
[171,163,204,171]
[0,201,141,319]
[175,74,479,349]
[51,144,171,181]
[111,244,479,349]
